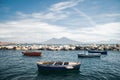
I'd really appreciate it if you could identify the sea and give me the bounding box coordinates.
[0,50,120,80]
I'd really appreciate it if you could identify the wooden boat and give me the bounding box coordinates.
[22,51,42,56]
[37,61,81,71]
[88,50,107,54]
[78,53,101,58]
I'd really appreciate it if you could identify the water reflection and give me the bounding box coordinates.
[36,70,80,80]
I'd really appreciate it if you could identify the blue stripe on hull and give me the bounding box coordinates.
[37,64,80,71]
[88,50,107,54]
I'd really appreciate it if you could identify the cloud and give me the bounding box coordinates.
[99,13,120,17]
[16,0,85,21]
[16,10,69,22]
[72,8,96,27]
[16,0,84,21]
[65,22,120,41]
[0,17,120,43]
[32,12,69,21]
[0,0,120,43]
[0,19,69,42]
[92,13,120,24]
[94,22,120,35]
[49,0,83,11]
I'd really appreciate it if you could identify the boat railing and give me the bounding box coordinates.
[52,62,69,66]
[52,62,56,65]
[62,62,64,65]
[52,61,64,65]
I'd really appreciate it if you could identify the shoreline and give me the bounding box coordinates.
[0,44,120,51]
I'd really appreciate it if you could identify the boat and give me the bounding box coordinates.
[88,50,107,54]
[37,61,81,72]
[22,51,42,56]
[78,53,101,58]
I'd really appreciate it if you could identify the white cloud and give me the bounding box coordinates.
[0,0,120,43]
[94,22,120,35]
[49,0,83,11]
[32,12,68,20]
[0,19,69,42]
[72,8,96,26]
[0,18,120,43]
[16,0,83,21]
[16,11,69,21]
[92,13,120,24]
[98,13,120,17]
[65,22,120,42]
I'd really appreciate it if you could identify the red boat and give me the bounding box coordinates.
[22,51,42,56]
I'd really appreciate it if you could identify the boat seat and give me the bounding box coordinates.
[64,62,69,65]
[54,61,63,65]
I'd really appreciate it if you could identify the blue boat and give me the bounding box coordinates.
[37,61,81,72]
[88,50,107,54]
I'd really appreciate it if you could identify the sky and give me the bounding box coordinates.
[0,0,120,43]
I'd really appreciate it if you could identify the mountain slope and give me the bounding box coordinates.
[41,37,80,44]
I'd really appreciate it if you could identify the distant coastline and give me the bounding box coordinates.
[0,43,120,51]
[0,42,16,45]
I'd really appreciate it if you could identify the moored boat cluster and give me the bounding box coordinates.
[0,44,120,51]
[5,44,117,72]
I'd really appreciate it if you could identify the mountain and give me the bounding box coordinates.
[41,37,80,44]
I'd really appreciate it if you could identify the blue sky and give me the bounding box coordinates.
[0,0,120,43]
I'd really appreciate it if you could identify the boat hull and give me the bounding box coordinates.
[37,62,81,72]
[88,50,107,54]
[22,52,42,56]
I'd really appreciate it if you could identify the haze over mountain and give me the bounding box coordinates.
[95,39,120,44]
[0,37,120,45]
[41,37,80,44]
[41,37,120,44]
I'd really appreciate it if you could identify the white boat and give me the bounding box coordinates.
[78,53,101,58]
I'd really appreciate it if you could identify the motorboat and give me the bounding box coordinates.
[78,53,101,58]
[37,61,81,71]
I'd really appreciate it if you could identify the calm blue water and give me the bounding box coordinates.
[0,50,120,80]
